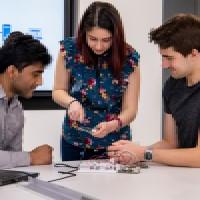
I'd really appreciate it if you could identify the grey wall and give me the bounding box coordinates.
[195,0,200,13]
[164,0,198,21]
[163,0,200,84]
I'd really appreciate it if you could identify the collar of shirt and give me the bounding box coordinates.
[0,85,20,109]
[0,85,6,99]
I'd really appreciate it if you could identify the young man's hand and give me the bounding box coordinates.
[108,140,146,165]
[30,144,53,165]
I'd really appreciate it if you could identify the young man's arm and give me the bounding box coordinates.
[108,113,200,167]
[0,150,30,169]
[0,130,52,169]
[150,113,200,167]
[150,113,177,149]
[150,144,200,167]
[0,131,30,169]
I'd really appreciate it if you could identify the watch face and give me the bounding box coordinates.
[144,150,152,161]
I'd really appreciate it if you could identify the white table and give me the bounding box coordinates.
[1,163,200,200]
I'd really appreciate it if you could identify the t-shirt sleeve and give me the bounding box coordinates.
[163,78,172,114]
[198,113,200,129]
[124,47,140,76]
[61,37,76,69]
[163,92,171,114]
[120,47,140,91]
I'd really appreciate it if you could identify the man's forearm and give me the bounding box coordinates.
[152,147,200,167]
[150,140,176,149]
[0,150,30,169]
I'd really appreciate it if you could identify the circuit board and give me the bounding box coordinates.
[78,159,148,174]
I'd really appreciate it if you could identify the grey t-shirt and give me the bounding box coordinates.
[0,85,30,169]
[163,77,200,148]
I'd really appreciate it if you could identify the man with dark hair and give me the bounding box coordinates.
[108,14,200,167]
[0,31,53,169]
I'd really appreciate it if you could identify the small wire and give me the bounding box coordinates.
[47,174,76,183]
[89,151,108,160]
[48,169,77,183]
[58,169,77,174]
[54,163,79,169]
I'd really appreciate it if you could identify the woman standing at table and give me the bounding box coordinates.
[53,1,140,161]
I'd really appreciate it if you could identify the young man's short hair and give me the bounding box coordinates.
[149,13,200,56]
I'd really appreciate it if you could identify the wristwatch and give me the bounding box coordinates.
[144,149,153,161]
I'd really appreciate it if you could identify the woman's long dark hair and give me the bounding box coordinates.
[76,1,126,79]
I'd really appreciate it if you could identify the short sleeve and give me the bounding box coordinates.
[198,113,200,129]
[119,47,140,91]
[123,46,140,76]
[163,78,172,114]
[163,91,171,114]
[61,37,77,69]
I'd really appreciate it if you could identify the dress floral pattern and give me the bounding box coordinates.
[62,37,140,149]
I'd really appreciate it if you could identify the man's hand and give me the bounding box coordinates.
[30,144,53,165]
[108,140,146,165]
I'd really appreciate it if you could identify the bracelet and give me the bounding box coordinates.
[113,116,122,130]
[67,99,78,109]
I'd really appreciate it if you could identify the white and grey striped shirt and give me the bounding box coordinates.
[0,85,30,169]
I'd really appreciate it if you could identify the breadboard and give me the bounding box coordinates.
[78,159,120,173]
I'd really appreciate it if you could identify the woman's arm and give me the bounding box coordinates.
[52,52,75,108]
[52,52,85,121]
[118,66,140,127]
[93,67,140,138]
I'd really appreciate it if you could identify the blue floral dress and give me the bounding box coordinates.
[62,37,140,149]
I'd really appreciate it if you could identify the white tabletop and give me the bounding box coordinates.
[1,163,200,200]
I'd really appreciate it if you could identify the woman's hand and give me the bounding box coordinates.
[67,100,85,122]
[92,120,119,138]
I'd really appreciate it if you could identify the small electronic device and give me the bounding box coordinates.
[75,126,97,135]
[118,166,140,174]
